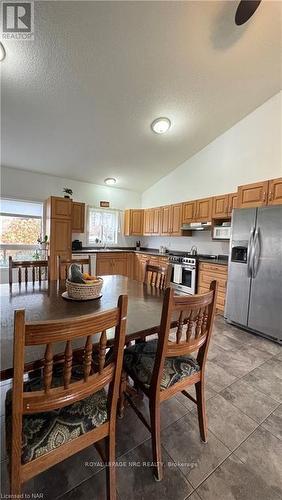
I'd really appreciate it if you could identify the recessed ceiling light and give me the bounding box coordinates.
[151,117,171,134]
[104,177,117,186]
[0,42,6,62]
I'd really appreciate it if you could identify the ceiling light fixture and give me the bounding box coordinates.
[151,117,171,134]
[0,42,6,62]
[104,177,117,186]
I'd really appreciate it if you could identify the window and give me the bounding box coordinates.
[87,207,119,245]
[0,199,44,267]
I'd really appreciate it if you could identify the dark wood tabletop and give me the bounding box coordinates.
[0,275,165,380]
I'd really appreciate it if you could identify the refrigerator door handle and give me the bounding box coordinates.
[252,227,261,278]
[247,226,255,278]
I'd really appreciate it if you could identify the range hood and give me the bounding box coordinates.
[181,222,212,231]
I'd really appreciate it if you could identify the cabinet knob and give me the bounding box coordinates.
[268,191,272,201]
[262,191,266,202]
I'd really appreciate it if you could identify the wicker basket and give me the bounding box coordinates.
[66,278,103,300]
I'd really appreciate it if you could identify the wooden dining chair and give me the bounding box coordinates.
[143,262,172,290]
[58,255,91,280]
[9,256,49,286]
[6,295,128,499]
[120,281,217,481]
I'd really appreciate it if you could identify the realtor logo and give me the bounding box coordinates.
[1,1,34,40]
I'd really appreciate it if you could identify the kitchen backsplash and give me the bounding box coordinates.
[141,232,230,255]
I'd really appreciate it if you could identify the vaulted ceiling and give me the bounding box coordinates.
[2,1,282,192]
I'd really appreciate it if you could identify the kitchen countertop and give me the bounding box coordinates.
[72,248,229,264]
[197,257,228,266]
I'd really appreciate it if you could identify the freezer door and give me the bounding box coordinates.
[248,206,282,341]
[225,208,257,326]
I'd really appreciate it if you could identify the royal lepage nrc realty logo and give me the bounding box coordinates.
[1,1,34,40]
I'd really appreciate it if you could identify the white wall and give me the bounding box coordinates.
[142,233,230,256]
[1,166,141,209]
[142,92,282,208]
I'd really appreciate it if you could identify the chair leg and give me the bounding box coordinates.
[149,399,163,481]
[106,435,116,500]
[118,370,127,419]
[10,464,21,496]
[195,380,207,442]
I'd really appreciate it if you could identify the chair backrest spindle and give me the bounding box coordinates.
[9,257,49,286]
[144,263,172,290]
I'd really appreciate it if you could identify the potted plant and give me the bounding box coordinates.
[63,188,73,199]
[37,235,49,257]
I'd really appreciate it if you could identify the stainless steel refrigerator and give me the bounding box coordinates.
[225,206,282,343]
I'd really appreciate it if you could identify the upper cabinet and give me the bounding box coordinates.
[161,204,182,236]
[212,192,238,218]
[161,206,171,235]
[170,203,183,235]
[229,192,238,214]
[195,197,212,222]
[71,202,85,233]
[144,207,161,235]
[237,180,269,208]
[182,198,212,223]
[47,196,72,220]
[124,209,144,236]
[152,207,161,235]
[182,201,196,224]
[268,178,282,205]
[238,178,282,208]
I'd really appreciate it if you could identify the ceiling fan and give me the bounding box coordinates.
[235,0,262,25]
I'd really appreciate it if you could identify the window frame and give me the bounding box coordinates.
[87,207,120,246]
[0,198,44,267]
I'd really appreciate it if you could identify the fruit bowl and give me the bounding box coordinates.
[66,277,103,300]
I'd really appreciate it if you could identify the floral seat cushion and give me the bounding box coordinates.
[6,365,108,464]
[123,339,200,390]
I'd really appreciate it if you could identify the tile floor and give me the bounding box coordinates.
[1,316,281,500]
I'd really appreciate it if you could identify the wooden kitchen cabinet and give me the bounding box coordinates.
[143,207,161,235]
[48,196,72,219]
[71,202,85,233]
[212,192,238,218]
[212,195,229,218]
[268,177,282,205]
[124,209,144,236]
[161,204,182,236]
[228,192,238,215]
[152,207,161,235]
[46,197,72,280]
[237,180,269,208]
[48,218,72,280]
[197,262,228,314]
[161,206,171,235]
[96,253,128,276]
[195,197,212,222]
[170,204,183,235]
[182,201,196,223]
[144,209,153,235]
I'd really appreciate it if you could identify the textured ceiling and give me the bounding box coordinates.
[1,1,282,192]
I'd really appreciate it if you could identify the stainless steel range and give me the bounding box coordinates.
[169,254,197,295]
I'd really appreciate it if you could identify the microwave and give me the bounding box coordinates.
[213,225,232,240]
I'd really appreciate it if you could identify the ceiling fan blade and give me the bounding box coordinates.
[235,0,262,25]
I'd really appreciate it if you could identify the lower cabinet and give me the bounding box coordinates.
[134,253,169,282]
[96,253,129,277]
[197,262,228,314]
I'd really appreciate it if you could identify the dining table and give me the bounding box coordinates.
[0,275,166,381]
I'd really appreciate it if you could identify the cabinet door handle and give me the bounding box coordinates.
[268,191,272,202]
[262,191,266,202]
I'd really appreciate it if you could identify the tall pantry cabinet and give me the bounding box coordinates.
[46,197,72,280]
